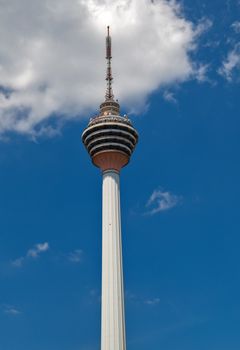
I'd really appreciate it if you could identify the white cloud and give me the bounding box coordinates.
[67,249,83,263]
[218,44,240,81]
[145,298,160,306]
[146,188,180,215]
[3,305,21,315]
[195,64,209,82]
[0,0,206,137]
[12,242,49,267]
[126,291,160,306]
[11,257,25,268]
[231,21,240,33]
[194,18,212,37]
[27,242,49,258]
[163,90,177,104]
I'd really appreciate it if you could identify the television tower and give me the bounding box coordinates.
[82,27,138,350]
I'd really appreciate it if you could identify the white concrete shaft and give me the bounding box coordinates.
[101,170,126,350]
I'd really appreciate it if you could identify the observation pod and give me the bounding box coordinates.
[82,107,138,172]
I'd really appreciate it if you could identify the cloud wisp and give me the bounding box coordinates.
[27,242,49,258]
[12,242,50,267]
[145,188,181,215]
[125,291,161,307]
[218,44,240,81]
[145,298,161,306]
[231,21,240,34]
[67,249,83,263]
[163,91,178,104]
[0,0,206,137]
[2,304,21,316]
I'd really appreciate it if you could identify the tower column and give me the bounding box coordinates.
[82,26,138,350]
[101,169,126,350]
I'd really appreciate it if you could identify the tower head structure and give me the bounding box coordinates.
[82,26,138,172]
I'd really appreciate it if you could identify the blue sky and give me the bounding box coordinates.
[0,0,240,349]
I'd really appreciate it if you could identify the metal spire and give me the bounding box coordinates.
[99,26,120,116]
[105,26,114,101]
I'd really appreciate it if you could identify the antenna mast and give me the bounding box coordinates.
[105,26,114,100]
